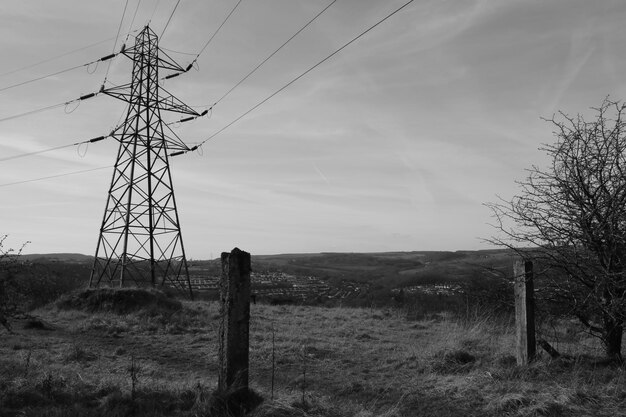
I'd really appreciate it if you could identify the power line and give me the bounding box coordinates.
[211,0,337,108]
[0,166,112,188]
[0,36,117,79]
[0,109,205,164]
[149,0,162,24]
[0,134,112,163]
[160,46,196,56]
[0,59,104,94]
[0,104,131,165]
[181,0,415,155]
[124,0,143,44]
[0,102,69,124]
[191,0,244,66]
[0,143,78,163]
[0,90,101,124]
[103,0,130,85]
[112,0,130,54]
[0,47,122,95]
[160,0,181,39]
[158,0,245,91]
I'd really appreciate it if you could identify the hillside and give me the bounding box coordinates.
[253,249,515,286]
[15,249,518,308]
[186,249,517,306]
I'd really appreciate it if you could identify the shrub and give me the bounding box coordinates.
[55,287,182,315]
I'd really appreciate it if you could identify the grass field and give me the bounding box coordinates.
[1,290,625,416]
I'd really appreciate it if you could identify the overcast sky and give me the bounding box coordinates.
[1,0,625,258]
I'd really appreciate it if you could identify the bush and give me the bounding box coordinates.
[55,288,182,315]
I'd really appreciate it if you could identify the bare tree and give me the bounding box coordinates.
[0,235,28,333]
[487,98,626,362]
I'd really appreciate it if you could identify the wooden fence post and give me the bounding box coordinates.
[218,247,251,391]
[514,259,536,365]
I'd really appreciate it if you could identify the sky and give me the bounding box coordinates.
[1,0,626,259]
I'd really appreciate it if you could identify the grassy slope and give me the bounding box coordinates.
[1,298,624,417]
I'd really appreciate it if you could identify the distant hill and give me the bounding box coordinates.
[18,249,518,287]
[251,249,516,288]
[16,249,519,308]
[21,253,93,263]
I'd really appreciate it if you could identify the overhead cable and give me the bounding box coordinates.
[0,52,117,94]
[160,0,182,39]
[211,0,337,108]
[0,102,68,124]
[0,166,113,188]
[0,134,112,163]
[161,0,244,83]
[149,0,162,24]
[160,46,196,56]
[112,0,130,55]
[124,0,143,44]
[0,104,127,164]
[177,0,415,156]
[190,0,244,67]
[0,106,201,163]
[0,89,101,124]
[103,0,130,85]
[0,36,117,79]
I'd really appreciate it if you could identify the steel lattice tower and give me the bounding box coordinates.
[90,26,199,297]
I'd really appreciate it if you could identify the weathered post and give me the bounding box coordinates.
[514,259,536,365]
[218,247,251,391]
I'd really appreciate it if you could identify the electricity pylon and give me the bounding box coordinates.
[89,25,198,298]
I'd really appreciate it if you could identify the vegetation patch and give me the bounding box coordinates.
[23,318,54,330]
[485,392,530,413]
[0,383,202,417]
[430,349,477,374]
[61,343,97,363]
[204,387,264,417]
[55,287,182,315]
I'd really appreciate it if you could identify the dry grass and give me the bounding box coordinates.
[0,291,625,416]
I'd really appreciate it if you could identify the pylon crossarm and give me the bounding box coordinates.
[157,86,201,115]
[156,48,189,73]
[121,44,187,73]
[101,84,133,102]
[162,130,191,152]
